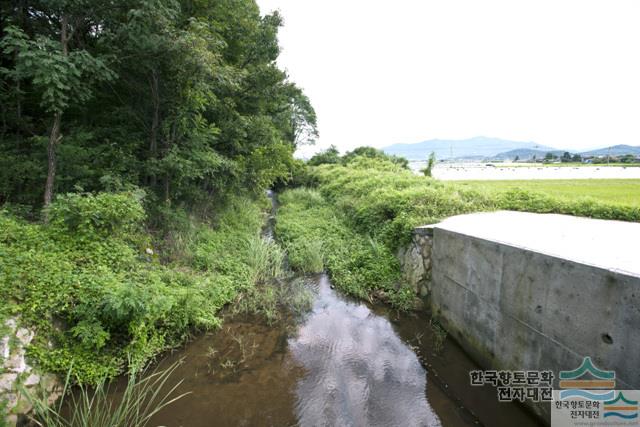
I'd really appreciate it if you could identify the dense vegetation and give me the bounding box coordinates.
[0,0,316,394]
[458,179,640,207]
[0,192,278,382]
[0,0,315,210]
[309,157,640,251]
[275,154,640,306]
[276,188,414,309]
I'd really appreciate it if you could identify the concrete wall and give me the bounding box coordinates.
[410,212,640,421]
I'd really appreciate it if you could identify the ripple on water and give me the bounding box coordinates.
[290,274,442,427]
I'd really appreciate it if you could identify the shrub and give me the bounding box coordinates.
[0,192,269,383]
[276,188,404,305]
[45,191,146,239]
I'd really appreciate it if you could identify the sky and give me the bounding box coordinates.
[256,0,640,157]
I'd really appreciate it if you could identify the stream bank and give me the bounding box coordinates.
[140,273,539,426]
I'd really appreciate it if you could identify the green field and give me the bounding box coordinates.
[494,163,640,168]
[456,179,640,207]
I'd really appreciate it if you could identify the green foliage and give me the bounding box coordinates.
[308,146,409,169]
[341,146,409,169]
[308,145,341,166]
[0,192,269,383]
[308,157,639,252]
[0,0,316,207]
[421,151,436,177]
[246,236,285,284]
[276,188,405,306]
[22,361,187,427]
[0,25,114,115]
[45,191,146,239]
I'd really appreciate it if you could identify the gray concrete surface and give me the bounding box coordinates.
[425,211,640,421]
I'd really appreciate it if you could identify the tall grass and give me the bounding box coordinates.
[286,239,324,273]
[246,236,285,283]
[22,361,187,427]
[276,188,407,308]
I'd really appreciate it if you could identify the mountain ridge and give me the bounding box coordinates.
[382,137,556,160]
[382,138,640,160]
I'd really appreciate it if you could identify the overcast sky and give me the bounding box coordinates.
[257,0,640,156]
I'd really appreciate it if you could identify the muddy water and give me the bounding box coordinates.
[148,274,541,427]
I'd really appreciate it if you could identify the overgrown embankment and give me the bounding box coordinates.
[0,191,272,384]
[311,157,640,251]
[276,156,640,308]
[275,188,414,309]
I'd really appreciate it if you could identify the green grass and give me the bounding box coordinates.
[495,162,640,168]
[305,158,640,252]
[0,192,271,384]
[22,360,187,427]
[456,179,640,207]
[275,188,414,309]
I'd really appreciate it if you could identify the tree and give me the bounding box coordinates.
[308,145,341,166]
[514,155,520,162]
[561,152,572,163]
[342,146,408,168]
[422,151,436,177]
[0,0,316,209]
[571,153,582,162]
[1,5,114,207]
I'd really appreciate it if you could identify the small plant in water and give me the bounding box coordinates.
[430,318,448,355]
[21,360,188,427]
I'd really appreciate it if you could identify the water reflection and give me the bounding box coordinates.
[290,275,442,427]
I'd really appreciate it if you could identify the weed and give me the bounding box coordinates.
[430,318,447,355]
[21,361,188,427]
[246,236,285,283]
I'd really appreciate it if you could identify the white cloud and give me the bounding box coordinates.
[257,0,640,156]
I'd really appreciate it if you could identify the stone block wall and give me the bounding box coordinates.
[396,225,434,297]
[1,318,60,426]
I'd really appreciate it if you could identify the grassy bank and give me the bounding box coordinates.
[275,157,640,308]
[275,188,414,309]
[308,158,640,252]
[0,192,273,383]
[456,179,640,207]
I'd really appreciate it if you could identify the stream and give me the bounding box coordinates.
[145,272,540,427]
[130,192,540,426]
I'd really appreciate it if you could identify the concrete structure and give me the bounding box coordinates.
[402,211,640,422]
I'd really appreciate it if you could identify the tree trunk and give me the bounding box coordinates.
[43,14,68,209]
[44,112,61,207]
[149,69,160,187]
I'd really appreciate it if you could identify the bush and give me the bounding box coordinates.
[45,191,146,239]
[276,188,405,306]
[0,191,269,383]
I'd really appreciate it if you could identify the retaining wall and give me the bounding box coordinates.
[403,211,640,422]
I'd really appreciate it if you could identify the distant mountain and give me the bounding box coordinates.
[580,145,640,157]
[382,136,556,160]
[491,148,564,160]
